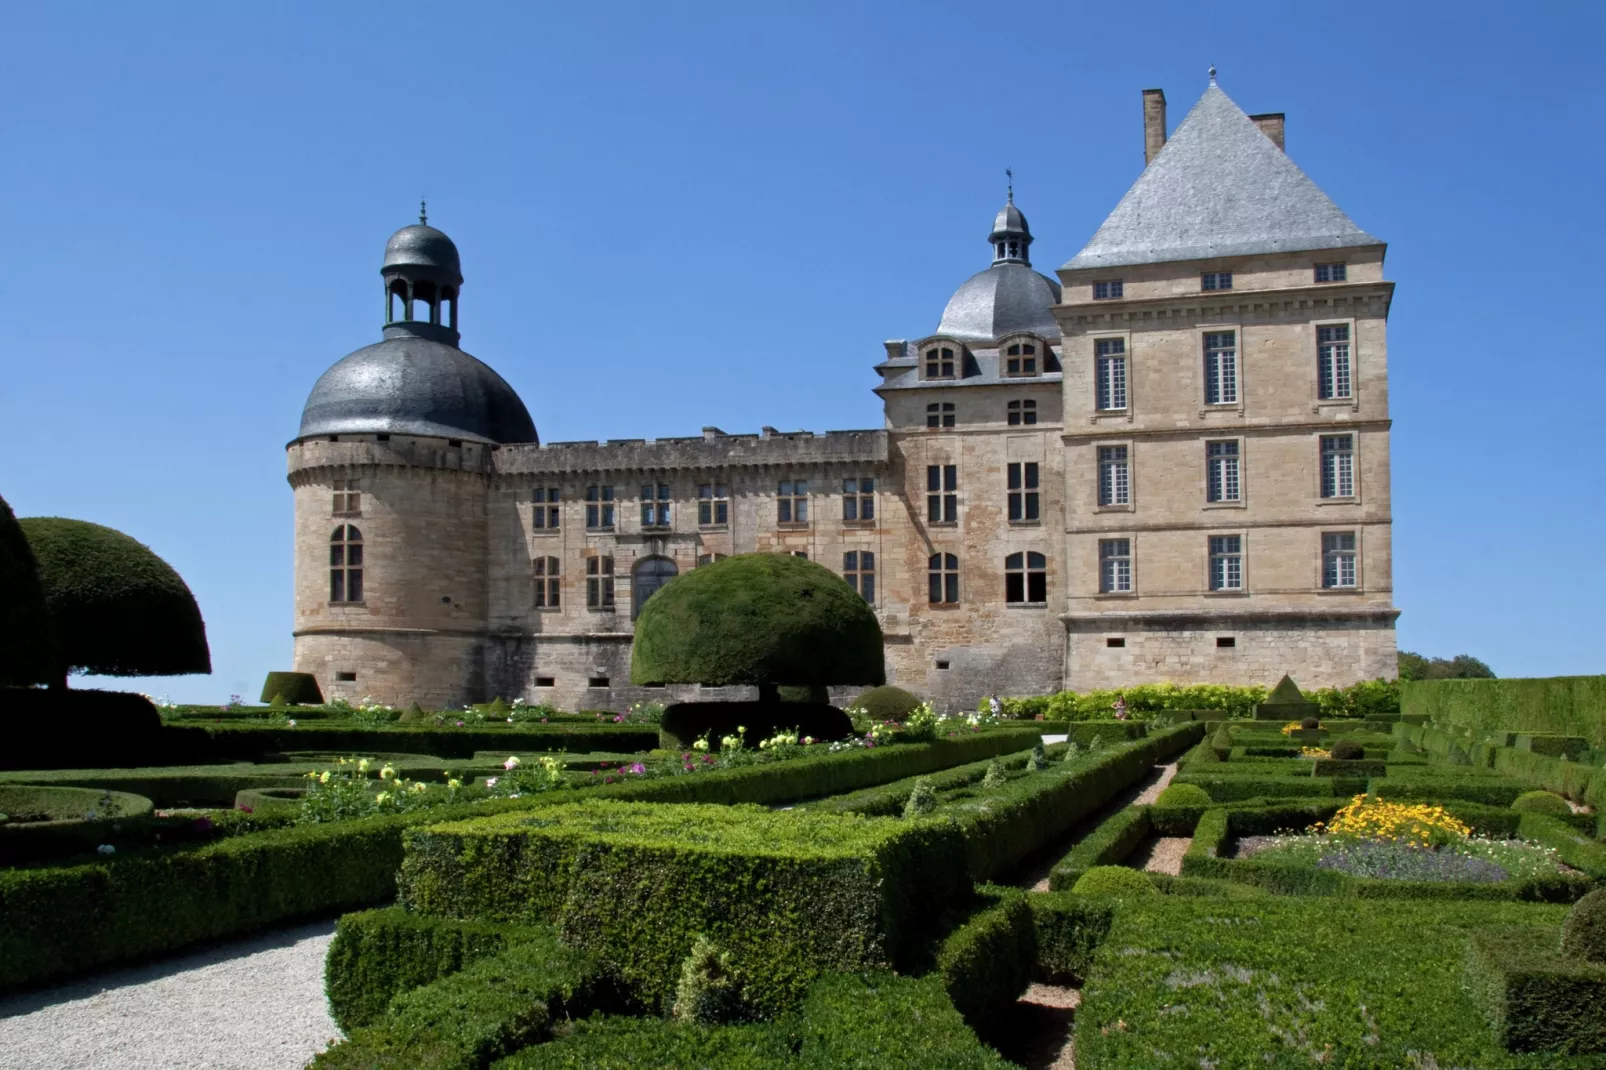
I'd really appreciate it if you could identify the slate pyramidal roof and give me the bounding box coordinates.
[1064,83,1381,270]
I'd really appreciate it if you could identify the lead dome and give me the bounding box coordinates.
[936,194,1062,341]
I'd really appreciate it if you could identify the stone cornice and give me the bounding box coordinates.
[1055,281,1394,330]
[1060,605,1400,627]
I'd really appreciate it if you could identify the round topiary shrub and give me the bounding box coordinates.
[851,685,922,722]
[1561,888,1606,963]
[1300,716,1320,731]
[1155,783,1212,808]
[1071,866,1157,898]
[630,554,883,695]
[1330,740,1366,761]
[0,492,57,687]
[19,517,210,679]
[1512,790,1572,817]
[260,671,323,705]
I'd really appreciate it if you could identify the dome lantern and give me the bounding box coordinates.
[935,190,1061,342]
[381,202,464,345]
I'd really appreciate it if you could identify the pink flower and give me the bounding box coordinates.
[628,762,646,774]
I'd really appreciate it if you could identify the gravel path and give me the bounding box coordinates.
[0,920,341,1070]
[1020,761,1179,891]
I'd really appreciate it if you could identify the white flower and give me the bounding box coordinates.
[504,756,521,770]
[97,844,116,855]
[485,776,498,788]
[288,719,297,727]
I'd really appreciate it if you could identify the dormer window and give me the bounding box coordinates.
[923,346,956,380]
[1003,341,1039,377]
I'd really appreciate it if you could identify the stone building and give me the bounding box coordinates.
[288,76,1398,711]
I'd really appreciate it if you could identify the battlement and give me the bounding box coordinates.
[493,428,889,474]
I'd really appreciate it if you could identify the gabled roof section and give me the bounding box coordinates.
[1064,84,1381,270]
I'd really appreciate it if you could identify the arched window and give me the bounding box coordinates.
[1006,399,1037,426]
[330,525,363,603]
[1004,341,1039,377]
[533,556,560,608]
[632,555,679,620]
[1005,551,1047,604]
[928,553,959,605]
[923,346,956,380]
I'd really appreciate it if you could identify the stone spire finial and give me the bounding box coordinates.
[1208,64,1217,85]
[419,198,428,226]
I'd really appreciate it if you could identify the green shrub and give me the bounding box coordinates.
[672,933,742,1024]
[396,801,970,1017]
[851,685,922,722]
[903,777,936,818]
[1048,807,1151,890]
[979,759,1006,789]
[777,684,829,704]
[0,493,56,687]
[1467,925,1606,1056]
[19,517,209,677]
[630,554,883,693]
[1155,783,1212,808]
[790,971,1008,1069]
[1028,741,1048,771]
[1028,893,1115,983]
[1561,889,1606,963]
[1072,865,1156,898]
[1513,790,1573,817]
[497,1015,791,1068]
[3,689,169,772]
[1300,716,1319,730]
[933,888,1036,1037]
[260,672,323,705]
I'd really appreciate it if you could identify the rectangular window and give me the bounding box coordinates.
[1095,338,1127,411]
[532,487,560,529]
[333,479,361,516]
[924,346,956,379]
[1322,531,1358,588]
[1097,445,1130,507]
[1204,332,1238,405]
[1007,462,1039,523]
[1093,279,1124,300]
[697,483,729,526]
[1320,434,1355,498]
[1003,341,1039,377]
[778,480,809,524]
[1209,535,1243,591]
[1006,399,1037,426]
[585,485,615,529]
[1315,262,1347,283]
[640,483,671,528]
[928,552,959,604]
[843,550,876,602]
[843,477,875,521]
[1317,324,1352,400]
[1099,538,1132,593]
[586,555,615,608]
[926,464,957,524]
[533,556,560,608]
[1205,440,1241,503]
[696,552,727,567]
[1202,271,1233,291]
[926,402,955,429]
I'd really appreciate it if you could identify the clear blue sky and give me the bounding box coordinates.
[2,1,1600,702]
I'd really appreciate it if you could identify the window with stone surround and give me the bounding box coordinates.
[843,550,875,602]
[586,554,614,609]
[1007,462,1039,523]
[532,487,560,529]
[1005,551,1047,604]
[697,484,729,526]
[777,480,809,525]
[1206,440,1241,503]
[585,485,615,529]
[1095,339,1127,411]
[923,345,956,380]
[1099,538,1132,593]
[843,477,875,522]
[533,556,560,608]
[330,525,363,603]
[640,483,671,528]
[1209,534,1243,591]
[1202,270,1233,291]
[926,464,957,524]
[1204,331,1238,405]
[1322,531,1358,588]
[928,552,960,604]
[696,552,727,567]
[1315,262,1347,283]
[1003,341,1039,377]
[333,479,361,516]
[1094,279,1124,300]
[1007,399,1037,426]
[926,402,955,429]
[1317,324,1352,400]
[1097,445,1130,507]
[1320,434,1355,498]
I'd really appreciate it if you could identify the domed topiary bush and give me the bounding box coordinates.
[1512,790,1572,817]
[19,517,210,680]
[1300,716,1320,731]
[0,493,59,688]
[1561,888,1606,963]
[260,671,323,706]
[1071,866,1157,898]
[851,685,922,722]
[1155,783,1212,808]
[1330,740,1366,761]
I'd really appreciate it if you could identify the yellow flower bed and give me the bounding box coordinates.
[1312,794,1471,846]
[1279,721,1302,737]
[1299,746,1330,759]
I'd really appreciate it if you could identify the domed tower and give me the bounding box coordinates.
[286,210,537,708]
[935,192,1062,341]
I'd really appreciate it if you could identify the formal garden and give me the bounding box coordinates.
[6,495,1606,1067]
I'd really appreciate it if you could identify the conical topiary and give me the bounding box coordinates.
[671,934,742,1024]
[1029,741,1048,771]
[903,777,937,819]
[1265,675,1307,704]
[981,759,1007,789]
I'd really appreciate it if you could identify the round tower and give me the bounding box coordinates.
[287,211,537,708]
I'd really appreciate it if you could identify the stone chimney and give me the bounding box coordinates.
[1142,89,1167,166]
[1249,112,1285,152]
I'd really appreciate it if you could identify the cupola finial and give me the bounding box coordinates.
[1208,64,1217,85]
[419,198,428,226]
[1006,167,1013,204]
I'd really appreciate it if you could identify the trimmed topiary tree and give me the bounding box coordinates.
[1300,716,1320,731]
[1512,790,1572,817]
[19,518,210,682]
[1561,888,1606,963]
[0,493,57,687]
[1155,782,1212,808]
[903,778,937,819]
[260,671,323,705]
[1329,740,1366,761]
[671,933,742,1024]
[632,554,883,697]
[851,685,922,721]
[1071,866,1157,898]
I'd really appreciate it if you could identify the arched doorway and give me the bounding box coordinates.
[632,555,679,620]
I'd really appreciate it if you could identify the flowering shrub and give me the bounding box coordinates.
[298,757,467,823]
[625,701,665,725]
[1279,722,1303,737]
[486,755,566,797]
[1313,794,1472,847]
[1299,746,1331,760]
[902,701,940,742]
